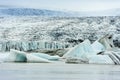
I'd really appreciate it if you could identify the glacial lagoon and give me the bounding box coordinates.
[0,63,120,80]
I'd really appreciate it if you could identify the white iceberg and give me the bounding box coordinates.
[63,39,95,62]
[98,34,115,50]
[104,51,120,65]
[0,53,9,62]
[5,49,52,63]
[26,54,51,63]
[91,41,105,53]
[6,49,27,62]
[89,55,114,64]
[31,53,60,61]
[63,37,119,64]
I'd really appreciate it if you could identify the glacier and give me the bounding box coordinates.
[0,16,119,44]
[0,41,68,52]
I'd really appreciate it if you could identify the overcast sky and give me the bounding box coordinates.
[0,0,120,11]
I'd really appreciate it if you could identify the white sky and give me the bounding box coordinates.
[0,0,120,11]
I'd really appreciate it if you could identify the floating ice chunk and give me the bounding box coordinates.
[0,53,9,62]
[31,53,60,61]
[89,55,114,64]
[63,39,95,61]
[104,51,120,65]
[98,34,115,50]
[5,49,53,63]
[50,55,60,60]
[26,54,51,63]
[6,49,27,62]
[91,41,105,54]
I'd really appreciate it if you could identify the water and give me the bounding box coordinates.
[0,63,120,80]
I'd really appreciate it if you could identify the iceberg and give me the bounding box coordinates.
[91,41,105,53]
[5,49,53,63]
[26,54,51,63]
[104,51,120,65]
[6,49,27,62]
[31,53,60,61]
[89,55,114,64]
[63,39,95,62]
[98,34,115,50]
[0,53,9,62]
[63,36,120,64]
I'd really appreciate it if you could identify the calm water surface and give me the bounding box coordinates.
[0,62,120,80]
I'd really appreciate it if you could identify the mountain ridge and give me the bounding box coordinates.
[0,8,78,17]
[0,7,120,17]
